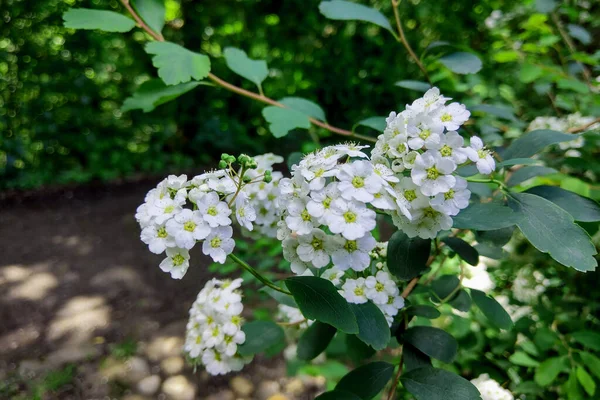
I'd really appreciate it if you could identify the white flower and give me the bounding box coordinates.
[408,87,449,113]
[282,238,311,275]
[328,199,376,240]
[235,193,256,231]
[321,267,345,286]
[430,177,471,216]
[436,102,470,131]
[202,226,235,264]
[141,222,175,254]
[411,151,456,196]
[331,233,376,272]
[336,160,382,203]
[365,271,398,304]
[429,130,468,164]
[285,198,316,235]
[465,136,495,175]
[407,116,444,150]
[471,374,513,400]
[334,143,370,158]
[296,229,335,268]
[463,264,496,293]
[198,192,232,228]
[306,182,340,222]
[150,196,185,225]
[159,247,190,279]
[341,278,368,304]
[166,209,211,249]
[394,206,452,239]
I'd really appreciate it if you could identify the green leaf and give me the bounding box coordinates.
[557,78,589,94]
[336,361,395,400]
[315,390,362,400]
[470,104,517,122]
[576,366,596,396]
[223,47,269,88]
[318,0,393,34]
[525,186,600,222]
[403,326,458,363]
[297,321,337,361]
[356,116,386,132]
[534,327,559,352]
[403,344,432,372]
[260,284,298,308]
[287,152,304,171]
[145,42,211,85]
[567,24,591,45]
[122,79,205,112]
[406,305,441,319]
[63,8,136,32]
[475,227,515,247]
[509,351,540,367]
[431,275,459,301]
[579,352,600,380]
[493,50,520,63]
[387,231,431,281]
[571,331,600,351]
[238,320,285,356]
[452,202,518,230]
[285,276,358,334]
[349,302,390,351]
[498,158,543,168]
[535,356,566,386]
[503,129,575,159]
[395,80,431,92]
[566,371,584,400]
[448,290,472,312]
[471,289,513,330]
[280,97,326,121]
[401,367,482,400]
[508,192,597,272]
[442,237,479,266]
[519,63,544,83]
[507,166,557,186]
[535,0,557,13]
[439,52,482,74]
[262,106,311,138]
[346,334,376,364]
[131,0,165,34]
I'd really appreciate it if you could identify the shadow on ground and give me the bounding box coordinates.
[0,181,323,400]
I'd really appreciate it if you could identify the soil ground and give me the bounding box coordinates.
[0,180,321,400]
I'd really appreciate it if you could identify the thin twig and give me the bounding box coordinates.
[568,117,600,133]
[386,349,404,400]
[390,0,431,84]
[228,254,292,295]
[118,0,376,143]
[551,12,593,88]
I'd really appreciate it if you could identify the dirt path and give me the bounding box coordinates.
[0,181,321,400]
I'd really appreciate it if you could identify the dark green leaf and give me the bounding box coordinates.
[403,326,458,363]
[131,0,165,34]
[315,390,362,400]
[508,192,597,272]
[297,321,337,361]
[262,106,311,138]
[557,78,589,94]
[395,80,431,92]
[63,8,136,32]
[285,276,359,334]
[571,331,600,351]
[280,97,326,121]
[509,351,540,367]
[346,334,376,364]
[401,367,482,400]
[439,52,482,74]
[407,305,441,319]
[534,327,559,352]
[387,231,431,281]
[507,166,557,186]
[499,158,543,168]
[519,63,544,83]
[122,79,206,112]
[525,186,600,222]
[145,42,211,85]
[356,116,386,132]
[287,152,304,171]
[403,344,432,372]
[576,366,596,396]
[350,302,390,351]
[449,290,472,312]
[579,352,600,380]
[452,202,518,230]
[471,289,513,330]
[431,275,460,300]
[318,0,393,33]
[336,361,395,399]
[503,129,575,159]
[475,227,515,246]
[223,47,269,88]
[567,24,592,45]
[566,370,584,400]
[442,237,479,266]
[535,0,557,13]
[238,321,285,356]
[470,104,517,122]
[474,243,505,260]
[535,356,566,386]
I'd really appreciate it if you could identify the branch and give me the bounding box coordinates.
[390,0,431,85]
[386,349,404,400]
[228,254,291,295]
[118,0,376,143]
[568,117,600,133]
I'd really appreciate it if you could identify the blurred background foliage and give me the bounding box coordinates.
[1,0,598,190]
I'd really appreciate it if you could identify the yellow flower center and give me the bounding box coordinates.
[404,189,417,202]
[164,205,174,214]
[426,166,440,180]
[210,237,221,248]
[375,282,385,292]
[354,287,365,296]
[157,227,168,238]
[352,176,365,189]
[440,145,453,157]
[444,189,455,200]
[343,211,357,223]
[419,129,431,140]
[172,254,185,266]
[184,221,196,232]
[311,237,324,251]
[207,206,218,216]
[344,240,358,252]
[441,113,452,122]
[301,209,311,221]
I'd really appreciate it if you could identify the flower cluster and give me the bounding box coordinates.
[470,374,514,400]
[512,267,549,304]
[135,153,282,279]
[528,113,599,157]
[183,278,252,375]
[371,88,495,239]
